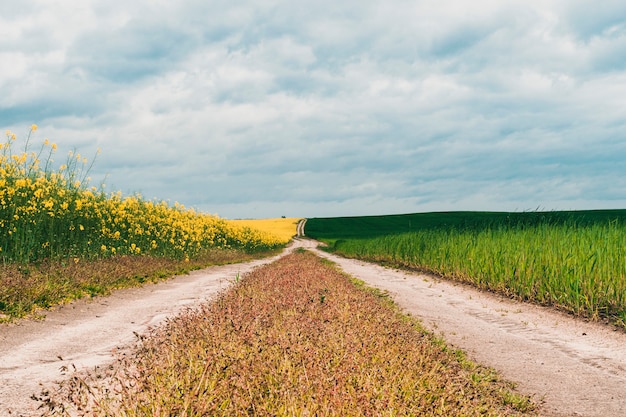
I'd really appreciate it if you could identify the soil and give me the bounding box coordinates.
[1,238,625,416]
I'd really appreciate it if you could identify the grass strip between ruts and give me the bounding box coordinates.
[45,250,536,416]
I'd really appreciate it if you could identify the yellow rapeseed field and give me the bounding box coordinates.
[1,127,285,263]
[230,217,301,244]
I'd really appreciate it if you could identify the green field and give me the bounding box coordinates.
[306,210,626,328]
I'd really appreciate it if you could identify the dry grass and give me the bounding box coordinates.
[46,250,535,416]
[0,248,275,321]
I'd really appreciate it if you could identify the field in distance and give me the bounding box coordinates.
[305,209,626,329]
[305,209,626,240]
[230,217,302,244]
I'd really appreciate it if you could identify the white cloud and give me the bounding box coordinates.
[2,0,626,218]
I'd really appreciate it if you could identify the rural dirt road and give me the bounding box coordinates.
[1,238,625,416]
[0,245,299,416]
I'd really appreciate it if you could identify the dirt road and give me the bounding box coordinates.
[2,238,625,416]
[0,245,298,416]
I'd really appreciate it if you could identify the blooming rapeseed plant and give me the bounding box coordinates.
[1,126,286,264]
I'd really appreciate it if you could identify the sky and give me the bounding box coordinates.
[2,1,626,219]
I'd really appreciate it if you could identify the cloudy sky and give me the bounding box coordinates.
[2,1,626,219]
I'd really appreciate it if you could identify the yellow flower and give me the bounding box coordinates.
[31,124,38,131]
